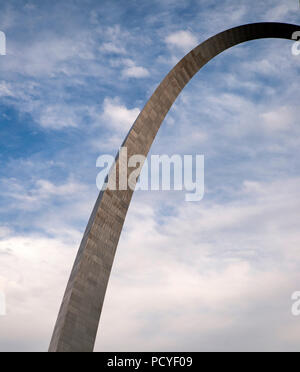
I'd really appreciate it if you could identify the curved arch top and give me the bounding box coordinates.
[49,22,300,352]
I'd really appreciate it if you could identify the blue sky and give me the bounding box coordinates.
[0,0,300,351]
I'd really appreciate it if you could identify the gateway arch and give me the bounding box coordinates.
[49,22,300,352]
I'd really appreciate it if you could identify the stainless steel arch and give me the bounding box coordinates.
[49,22,300,352]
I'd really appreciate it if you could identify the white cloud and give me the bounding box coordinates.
[165,30,198,53]
[2,176,300,351]
[100,42,126,55]
[0,227,10,239]
[261,106,295,132]
[95,177,300,351]
[122,65,150,78]
[4,34,95,78]
[39,105,78,129]
[0,82,14,97]
[101,97,140,133]
[89,97,141,151]
[34,179,87,198]
[0,234,77,351]
[265,3,295,20]
[120,59,150,79]
[90,133,126,152]
[1,178,89,211]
